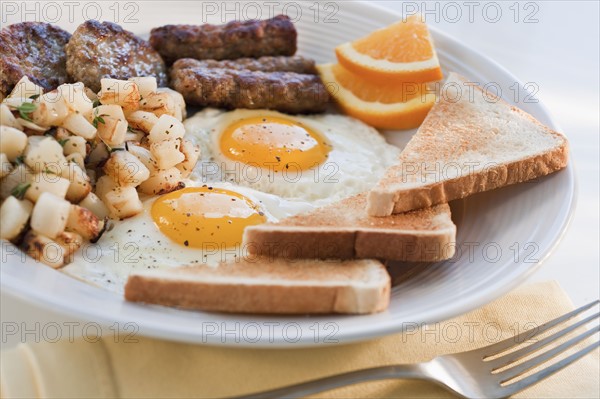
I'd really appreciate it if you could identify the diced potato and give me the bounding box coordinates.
[62,136,87,158]
[66,153,85,170]
[126,110,158,134]
[95,175,119,201]
[87,142,110,168]
[0,126,28,161]
[8,76,43,99]
[150,138,185,169]
[97,116,128,147]
[61,113,97,140]
[138,167,184,195]
[128,77,157,98]
[156,87,186,121]
[57,82,93,115]
[148,114,185,143]
[0,103,22,130]
[0,164,31,200]
[54,230,83,263]
[90,104,126,122]
[25,171,70,202]
[104,186,143,219]
[0,196,33,241]
[66,204,105,242]
[22,231,65,268]
[25,135,45,147]
[15,117,48,133]
[66,179,91,204]
[3,97,30,109]
[24,137,66,173]
[176,139,201,178]
[139,92,176,118]
[0,153,12,178]
[30,192,70,238]
[31,91,70,127]
[79,192,109,219]
[103,150,150,187]
[127,144,158,172]
[98,79,140,112]
[59,162,92,203]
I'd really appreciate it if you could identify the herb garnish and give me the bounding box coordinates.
[15,102,37,122]
[11,183,30,200]
[92,112,108,128]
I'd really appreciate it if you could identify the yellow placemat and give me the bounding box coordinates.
[1,280,598,398]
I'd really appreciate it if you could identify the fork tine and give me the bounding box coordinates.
[500,340,599,397]
[481,300,599,357]
[489,311,600,369]
[498,325,599,383]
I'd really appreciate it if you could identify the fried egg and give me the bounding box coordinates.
[184,109,400,204]
[63,109,400,292]
[62,181,313,292]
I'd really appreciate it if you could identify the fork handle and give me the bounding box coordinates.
[235,364,428,399]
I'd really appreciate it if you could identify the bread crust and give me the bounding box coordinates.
[243,194,456,262]
[124,259,390,314]
[368,143,568,215]
[355,229,456,261]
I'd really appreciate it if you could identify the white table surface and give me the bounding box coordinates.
[1,1,598,349]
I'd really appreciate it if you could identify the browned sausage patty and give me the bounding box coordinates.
[170,64,329,114]
[172,56,317,75]
[66,20,167,92]
[0,22,71,100]
[150,15,297,64]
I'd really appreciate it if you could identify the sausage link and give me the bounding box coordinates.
[170,66,329,114]
[150,15,297,64]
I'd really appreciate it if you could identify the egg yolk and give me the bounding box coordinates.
[151,187,267,248]
[220,116,331,172]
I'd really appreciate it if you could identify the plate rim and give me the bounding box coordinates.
[0,1,577,347]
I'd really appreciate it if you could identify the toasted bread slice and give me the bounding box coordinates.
[367,72,569,216]
[125,258,390,314]
[243,193,456,262]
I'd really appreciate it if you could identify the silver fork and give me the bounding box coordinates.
[238,300,599,399]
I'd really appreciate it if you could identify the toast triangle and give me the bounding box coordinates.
[367,72,569,216]
[243,192,456,262]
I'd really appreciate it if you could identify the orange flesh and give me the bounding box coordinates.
[351,16,434,63]
[331,64,430,103]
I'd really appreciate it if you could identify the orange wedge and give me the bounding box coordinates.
[335,15,443,84]
[317,63,436,130]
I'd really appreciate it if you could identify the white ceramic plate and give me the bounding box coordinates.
[0,2,575,347]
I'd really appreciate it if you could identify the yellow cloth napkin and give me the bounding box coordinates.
[1,280,598,398]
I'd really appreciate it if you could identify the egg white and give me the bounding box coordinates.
[62,181,314,293]
[184,109,400,205]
